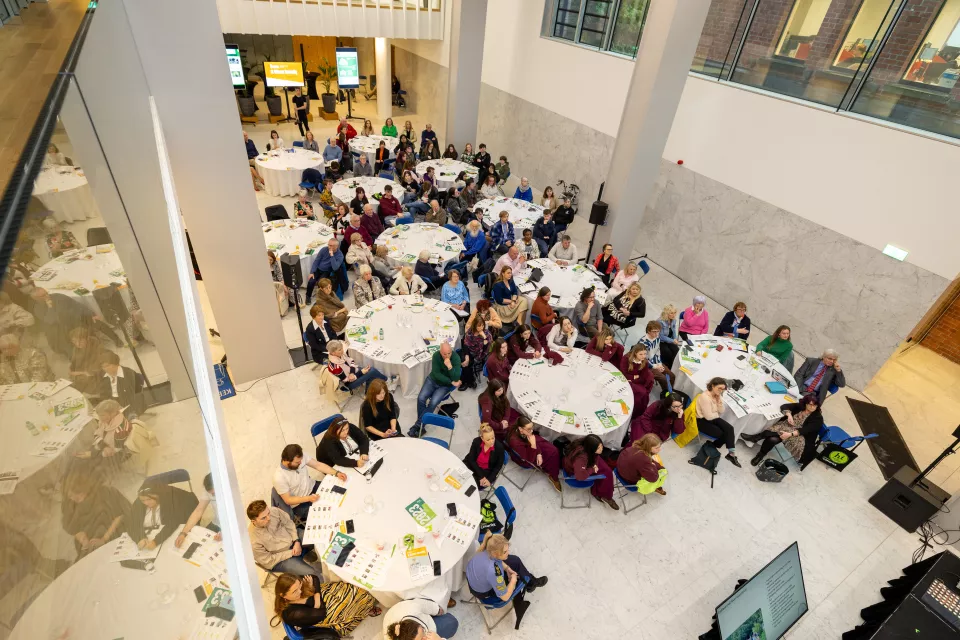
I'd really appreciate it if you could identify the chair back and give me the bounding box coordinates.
[282,621,305,640]
[265,204,289,221]
[396,215,414,225]
[422,413,455,431]
[143,468,192,493]
[638,259,650,276]
[271,487,295,519]
[561,469,605,489]
[379,170,394,180]
[311,414,344,446]
[443,223,461,235]
[613,467,638,493]
[293,140,304,148]
[493,486,517,526]
[678,310,685,321]
[86,227,113,246]
[302,168,323,184]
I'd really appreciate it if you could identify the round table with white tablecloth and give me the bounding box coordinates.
[262,218,334,283]
[32,245,126,315]
[332,176,404,215]
[514,259,608,318]
[415,159,478,191]
[670,335,800,442]
[33,165,97,223]
[309,438,480,607]
[476,197,544,231]
[349,135,398,166]
[374,223,463,268]
[344,295,460,398]
[9,525,236,640]
[507,349,633,448]
[255,148,325,196]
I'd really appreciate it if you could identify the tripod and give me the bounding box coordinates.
[343,88,362,121]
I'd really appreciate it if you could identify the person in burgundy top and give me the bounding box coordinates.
[506,416,562,492]
[360,203,383,239]
[631,396,685,445]
[508,324,562,366]
[562,434,618,510]
[619,342,655,418]
[478,379,518,439]
[343,214,373,248]
[377,184,403,224]
[485,338,511,386]
[616,433,666,495]
[463,424,505,489]
[585,328,623,364]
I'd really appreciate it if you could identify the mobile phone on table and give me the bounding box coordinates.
[433,560,442,576]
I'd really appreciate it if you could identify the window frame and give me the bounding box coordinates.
[542,0,645,59]
[896,2,960,93]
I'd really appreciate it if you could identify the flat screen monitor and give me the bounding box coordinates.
[226,44,244,87]
[716,542,808,640]
[336,47,360,89]
[264,61,304,88]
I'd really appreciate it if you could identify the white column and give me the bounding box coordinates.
[445,0,487,148]
[375,37,392,123]
[593,0,712,253]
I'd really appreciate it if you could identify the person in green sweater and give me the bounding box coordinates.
[495,156,510,186]
[756,325,794,370]
[410,341,467,435]
[382,117,398,138]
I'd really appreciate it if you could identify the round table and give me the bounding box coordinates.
[262,218,334,283]
[670,335,799,441]
[321,438,481,606]
[507,350,634,448]
[332,176,404,215]
[9,527,235,640]
[415,159,478,191]
[255,148,325,197]
[344,295,461,397]
[33,245,126,315]
[349,135,398,166]
[476,197,544,231]
[515,260,608,317]
[374,223,464,267]
[33,166,97,223]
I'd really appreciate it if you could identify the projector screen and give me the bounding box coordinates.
[226,44,244,87]
[717,542,808,640]
[335,47,360,89]
[264,61,304,88]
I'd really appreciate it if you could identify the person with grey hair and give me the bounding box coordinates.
[293,190,315,220]
[547,235,578,266]
[513,177,533,203]
[414,250,446,290]
[360,202,384,239]
[0,333,54,385]
[343,213,373,248]
[679,295,710,339]
[793,349,845,405]
[425,199,447,226]
[305,237,347,303]
[353,152,374,177]
[352,264,386,307]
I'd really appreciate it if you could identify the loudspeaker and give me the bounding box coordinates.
[92,284,130,325]
[280,254,303,289]
[869,466,951,532]
[588,200,608,225]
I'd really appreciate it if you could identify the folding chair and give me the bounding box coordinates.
[443,223,462,235]
[476,485,517,543]
[461,583,530,634]
[396,215,415,225]
[420,412,455,449]
[311,414,343,447]
[143,469,193,494]
[501,442,542,492]
[560,470,606,509]
[637,258,650,280]
[613,467,647,514]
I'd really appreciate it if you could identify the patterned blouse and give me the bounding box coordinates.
[46,230,80,257]
[352,277,385,307]
[293,200,315,219]
[463,329,493,363]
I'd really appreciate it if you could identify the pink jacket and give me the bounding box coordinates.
[679,307,709,336]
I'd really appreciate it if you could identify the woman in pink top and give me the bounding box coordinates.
[679,295,709,339]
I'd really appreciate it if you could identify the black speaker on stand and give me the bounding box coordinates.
[585,182,608,263]
[280,253,310,366]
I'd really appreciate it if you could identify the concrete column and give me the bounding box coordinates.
[375,37,392,123]
[593,0,712,253]
[445,0,487,148]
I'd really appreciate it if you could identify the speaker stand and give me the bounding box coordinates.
[291,288,309,365]
[585,181,606,262]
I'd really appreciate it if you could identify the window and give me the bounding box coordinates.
[901,1,960,88]
[609,0,650,57]
[775,0,831,60]
[553,0,583,41]
[579,0,615,48]
[831,0,894,69]
[542,0,650,56]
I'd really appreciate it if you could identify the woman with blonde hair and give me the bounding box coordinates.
[608,262,639,297]
[657,304,680,368]
[603,282,645,329]
[616,433,667,495]
[272,573,380,637]
[462,423,505,488]
[460,142,475,165]
[389,265,428,296]
[585,326,623,364]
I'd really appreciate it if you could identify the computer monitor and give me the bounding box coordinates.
[716,542,808,640]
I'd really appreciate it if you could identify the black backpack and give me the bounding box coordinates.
[688,441,721,487]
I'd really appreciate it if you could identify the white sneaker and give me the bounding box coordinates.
[387,375,399,392]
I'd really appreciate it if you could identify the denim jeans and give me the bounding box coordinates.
[433,613,460,637]
[406,201,431,216]
[344,367,388,391]
[402,191,419,204]
[415,377,453,427]
[272,555,320,577]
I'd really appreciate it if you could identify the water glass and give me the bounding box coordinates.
[364,494,376,514]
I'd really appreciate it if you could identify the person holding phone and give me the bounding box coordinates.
[631,396,685,444]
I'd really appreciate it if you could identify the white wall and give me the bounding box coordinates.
[392,0,453,67]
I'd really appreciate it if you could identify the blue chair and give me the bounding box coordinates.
[311,414,343,447]
[282,621,305,640]
[443,259,469,282]
[613,467,647,514]
[818,425,878,451]
[298,181,316,192]
[638,259,650,278]
[420,412,455,448]
[443,223,462,235]
[678,309,685,322]
[501,441,542,492]
[378,170,395,180]
[477,273,490,299]
[143,469,193,493]
[462,578,531,633]
[560,470,607,509]
[482,362,489,380]
[396,215,415,225]
[292,140,304,148]
[476,485,517,543]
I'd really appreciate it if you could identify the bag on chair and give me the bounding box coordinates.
[437,400,459,418]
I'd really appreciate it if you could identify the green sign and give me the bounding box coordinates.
[405,497,437,530]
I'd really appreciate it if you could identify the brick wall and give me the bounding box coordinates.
[920,293,960,365]
[736,0,796,68]
[695,0,753,69]
[869,0,943,80]
[803,0,861,71]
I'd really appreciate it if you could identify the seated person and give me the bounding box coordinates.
[573,287,603,337]
[756,325,794,368]
[506,416,562,492]
[61,471,129,558]
[657,305,681,370]
[361,203,384,239]
[585,327,624,364]
[415,251,445,290]
[631,396,685,444]
[474,299,503,337]
[480,174,500,200]
[97,350,145,416]
[424,200,447,226]
[310,279,349,336]
[446,186,467,225]
[0,332,54,385]
[384,596,459,639]
[353,153,374,177]
[360,379,403,440]
[462,313,492,390]
[74,399,152,473]
[461,220,488,264]
[491,266,528,326]
[619,342,655,418]
[678,295,709,339]
[466,531,547,630]
[274,574,380,637]
[305,305,338,366]
[0,291,35,337]
[273,444,347,523]
[316,415,371,469]
[616,434,667,495]
[128,481,199,550]
[531,211,557,257]
[517,229,539,260]
[352,264,386,308]
[637,321,675,391]
[463,423,504,489]
[478,379,519,439]
[552,197,575,231]
[488,211,515,255]
[294,190,315,220]
[547,235,577,266]
[177,473,221,547]
[67,327,104,394]
[441,269,470,315]
[326,340,388,391]
[591,244,620,287]
[608,262,639,297]
[343,214,373,247]
[714,301,751,339]
[508,324,544,364]
[602,283,645,329]
[513,177,533,203]
[248,500,318,577]
[794,349,845,405]
[742,395,823,469]
[493,244,525,275]
[484,337,512,385]
[530,287,557,329]
[390,265,429,296]
[546,316,578,357]
[378,184,403,225]
[412,342,464,435]
[562,434,618,510]
[693,377,741,468]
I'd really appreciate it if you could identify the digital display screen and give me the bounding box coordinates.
[226,44,244,87]
[335,47,360,89]
[264,61,304,88]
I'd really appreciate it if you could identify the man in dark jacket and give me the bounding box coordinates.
[98,350,145,417]
[793,350,845,405]
[532,210,558,257]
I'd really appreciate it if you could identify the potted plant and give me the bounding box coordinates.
[252,55,283,117]
[236,52,258,116]
[316,57,338,114]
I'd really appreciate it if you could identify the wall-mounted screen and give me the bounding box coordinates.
[226,44,244,87]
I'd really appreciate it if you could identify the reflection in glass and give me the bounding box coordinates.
[776,0,831,60]
[832,0,891,69]
[691,0,753,78]
[609,0,650,57]
[902,1,960,87]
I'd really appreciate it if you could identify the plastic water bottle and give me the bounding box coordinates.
[379,328,384,341]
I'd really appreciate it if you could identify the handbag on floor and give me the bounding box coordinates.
[755,459,789,483]
[437,400,459,419]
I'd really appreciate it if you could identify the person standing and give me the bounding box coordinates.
[411,341,465,435]
[292,87,310,137]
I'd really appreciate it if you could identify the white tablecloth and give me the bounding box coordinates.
[9,526,236,640]
[508,349,633,448]
[344,295,460,398]
[374,223,463,267]
[415,159,478,191]
[255,148,325,197]
[262,219,334,284]
[314,438,481,606]
[476,197,544,231]
[33,245,126,315]
[349,135,398,166]
[332,176,404,215]
[33,166,97,223]
[670,335,800,440]
[515,259,608,316]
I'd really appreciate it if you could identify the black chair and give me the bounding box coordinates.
[265,204,289,221]
[86,227,112,246]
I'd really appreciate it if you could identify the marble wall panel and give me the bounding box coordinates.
[393,47,449,139]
